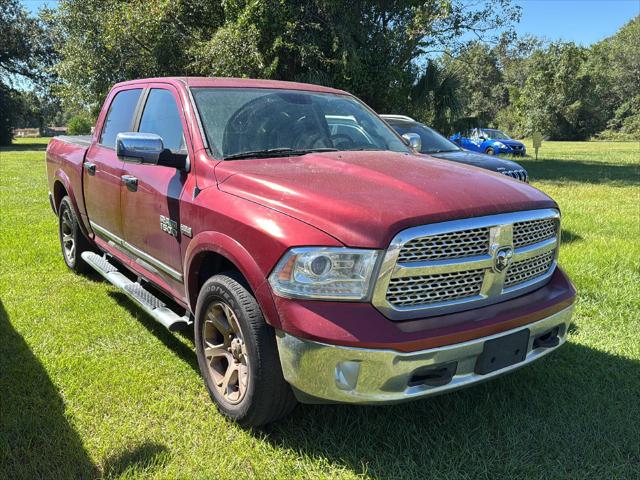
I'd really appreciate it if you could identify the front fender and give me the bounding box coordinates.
[181,184,345,327]
[183,231,268,310]
[182,230,294,329]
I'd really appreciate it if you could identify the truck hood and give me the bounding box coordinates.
[215,151,555,248]
[429,150,525,172]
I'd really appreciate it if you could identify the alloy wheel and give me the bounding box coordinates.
[202,301,249,404]
[61,209,76,264]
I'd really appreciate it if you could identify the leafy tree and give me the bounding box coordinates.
[43,0,225,114]
[0,0,52,80]
[443,42,507,126]
[588,17,640,140]
[409,60,461,133]
[67,113,93,135]
[47,0,520,114]
[0,84,17,144]
[493,20,639,140]
[519,43,602,139]
[0,0,55,144]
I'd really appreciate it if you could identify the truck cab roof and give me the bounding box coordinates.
[113,76,349,95]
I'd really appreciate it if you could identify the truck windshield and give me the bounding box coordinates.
[191,88,409,159]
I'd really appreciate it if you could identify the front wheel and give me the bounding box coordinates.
[194,272,297,427]
[485,147,495,155]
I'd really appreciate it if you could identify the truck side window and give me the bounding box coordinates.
[99,89,143,148]
[138,89,185,153]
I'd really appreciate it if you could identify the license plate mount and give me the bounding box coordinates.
[475,329,530,375]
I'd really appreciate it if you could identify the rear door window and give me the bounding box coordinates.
[138,89,185,153]
[99,89,143,148]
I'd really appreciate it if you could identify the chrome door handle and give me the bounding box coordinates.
[83,162,96,175]
[121,174,138,192]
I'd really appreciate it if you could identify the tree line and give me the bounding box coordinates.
[1,0,638,145]
[434,19,639,140]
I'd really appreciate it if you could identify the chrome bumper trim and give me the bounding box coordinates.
[276,304,574,404]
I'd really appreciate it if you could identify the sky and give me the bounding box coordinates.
[21,0,640,45]
[513,0,639,45]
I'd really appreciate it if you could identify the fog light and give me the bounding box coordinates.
[335,361,360,390]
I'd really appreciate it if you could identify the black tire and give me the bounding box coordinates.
[58,196,92,273]
[194,272,297,427]
[485,147,495,155]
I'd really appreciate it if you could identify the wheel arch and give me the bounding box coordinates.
[52,179,68,213]
[52,169,77,213]
[184,231,281,329]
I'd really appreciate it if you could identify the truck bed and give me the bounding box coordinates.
[46,135,92,224]
[53,135,93,148]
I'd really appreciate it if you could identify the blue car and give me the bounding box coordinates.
[450,128,526,156]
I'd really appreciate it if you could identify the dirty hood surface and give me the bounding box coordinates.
[215,151,556,248]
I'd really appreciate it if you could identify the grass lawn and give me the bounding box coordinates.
[1,138,639,479]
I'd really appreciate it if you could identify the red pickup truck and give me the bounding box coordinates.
[46,77,576,426]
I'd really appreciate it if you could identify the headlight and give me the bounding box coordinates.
[268,247,380,300]
[494,141,506,148]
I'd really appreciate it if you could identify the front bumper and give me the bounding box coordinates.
[500,147,526,156]
[276,304,573,404]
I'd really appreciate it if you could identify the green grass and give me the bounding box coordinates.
[1,138,639,479]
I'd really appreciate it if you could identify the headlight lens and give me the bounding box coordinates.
[268,247,380,300]
[494,141,506,148]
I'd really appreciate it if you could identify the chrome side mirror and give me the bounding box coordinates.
[402,133,422,152]
[116,132,164,165]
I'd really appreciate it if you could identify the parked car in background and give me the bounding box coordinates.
[46,77,574,427]
[382,115,528,182]
[450,128,526,156]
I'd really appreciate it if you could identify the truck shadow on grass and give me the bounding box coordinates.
[263,342,640,479]
[519,158,639,185]
[561,229,582,244]
[0,300,169,479]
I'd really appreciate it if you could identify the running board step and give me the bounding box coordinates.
[81,252,191,331]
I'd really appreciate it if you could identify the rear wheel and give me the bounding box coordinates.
[485,147,495,155]
[58,196,91,273]
[194,272,297,427]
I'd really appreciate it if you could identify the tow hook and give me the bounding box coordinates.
[533,326,561,349]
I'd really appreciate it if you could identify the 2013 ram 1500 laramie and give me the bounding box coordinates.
[46,77,576,426]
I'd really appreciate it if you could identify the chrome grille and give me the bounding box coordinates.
[505,250,555,288]
[387,269,484,306]
[373,209,560,320]
[398,227,489,262]
[513,218,557,248]
[500,169,529,182]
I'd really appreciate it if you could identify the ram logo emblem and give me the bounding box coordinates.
[493,246,514,273]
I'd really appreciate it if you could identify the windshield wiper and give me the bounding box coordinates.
[224,147,337,160]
